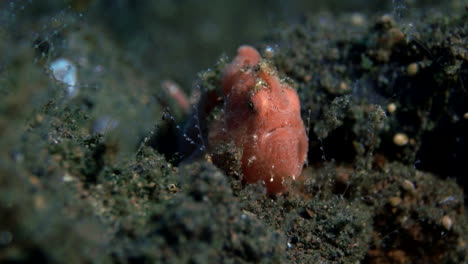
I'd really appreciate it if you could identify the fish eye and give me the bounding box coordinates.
[248,100,255,111]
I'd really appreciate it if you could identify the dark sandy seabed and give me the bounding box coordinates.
[0,0,467,263]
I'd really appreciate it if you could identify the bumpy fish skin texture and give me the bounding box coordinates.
[210,45,308,194]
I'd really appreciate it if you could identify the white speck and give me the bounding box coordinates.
[50,58,78,97]
[63,172,74,182]
[264,45,277,59]
[247,156,257,166]
[270,176,274,182]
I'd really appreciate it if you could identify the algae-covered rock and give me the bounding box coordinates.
[127,162,287,263]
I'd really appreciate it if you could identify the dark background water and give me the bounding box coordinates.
[2,0,457,90]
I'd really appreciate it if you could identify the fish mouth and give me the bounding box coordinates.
[264,125,289,138]
[261,125,308,163]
